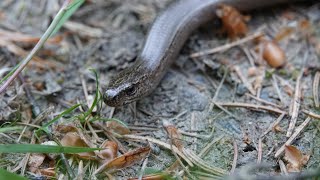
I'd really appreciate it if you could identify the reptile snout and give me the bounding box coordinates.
[103,89,120,107]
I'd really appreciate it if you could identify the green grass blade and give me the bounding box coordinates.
[0,0,85,94]
[0,126,23,133]
[91,118,128,128]
[0,64,19,84]
[0,144,101,154]
[0,168,27,180]
[50,0,85,37]
[84,69,100,118]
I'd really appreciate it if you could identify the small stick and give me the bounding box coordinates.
[286,69,303,137]
[190,112,197,151]
[240,46,255,66]
[198,135,224,157]
[216,102,286,114]
[190,32,263,58]
[138,150,151,180]
[261,113,286,137]
[257,138,262,164]
[245,93,282,108]
[122,134,193,166]
[313,71,320,108]
[233,65,256,95]
[230,140,238,173]
[212,101,236,118]
[275,117,311,158]
[302,110,320,120]
[272,75,284,104]
[279,159,288,175]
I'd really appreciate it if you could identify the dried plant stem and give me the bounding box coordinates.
[257,138,262,164]
[122,134,193,166]
[286,69,303,137]
[233,65,256,95]
[261,113,286,137]
[313,71,320,108]
[275,117,311,158]
[216,102,286,114]
[230,140,238,173]
[190,32,263,58]
[245,93,281,108]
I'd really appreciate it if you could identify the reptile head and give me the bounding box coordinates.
[103,62,150,107]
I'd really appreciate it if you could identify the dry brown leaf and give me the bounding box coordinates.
[274,27,294,42]
[39,168,56,178]
[216,4,248,39]
[243,133,251,145]
[163,120,184,150]
[283,84,294,97]
[60,132,96,160]
[28,153,46,173]
[106,121,131,135]
[97,140,118,164]
[55,124,78,133]
[95,145,151,174]
[284,145,310,172]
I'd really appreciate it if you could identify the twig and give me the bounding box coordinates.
[230,140,238,173]
[272,75,284,104]
[212,101,236,118]
[208,68,228,111]
[198,135,224,157]
[190,32,263,58]
[245,93,281,109]
[240,46,255,66]
[122,134,193,167]
[183,149,227,175]
[302,109,320,120]
[138,150,151,180]
[275,117,311,158]
[313,71,320,108]
[286,68,303,137]
[279,160,288,175]
[261,113,286,137]
[171,144,194,179]
[233,65,256,95]
[216,102,286,114]
[257,138,262,164]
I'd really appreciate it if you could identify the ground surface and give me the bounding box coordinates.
[0,0,319,179]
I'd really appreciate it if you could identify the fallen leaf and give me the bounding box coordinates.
[95,145,151,174]
[39,168,56,178]
[216,4,248,39]
[60,132,96,160]
[55,124,78,133]
[28,153,46,173]
[284,145,310,172]
[97,140,118,164]
[107,121,130,135]
[283,85,294,97]
[162,120,184,150]
[274,27,294,42]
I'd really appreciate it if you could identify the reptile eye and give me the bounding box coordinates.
[125,86,136,96]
